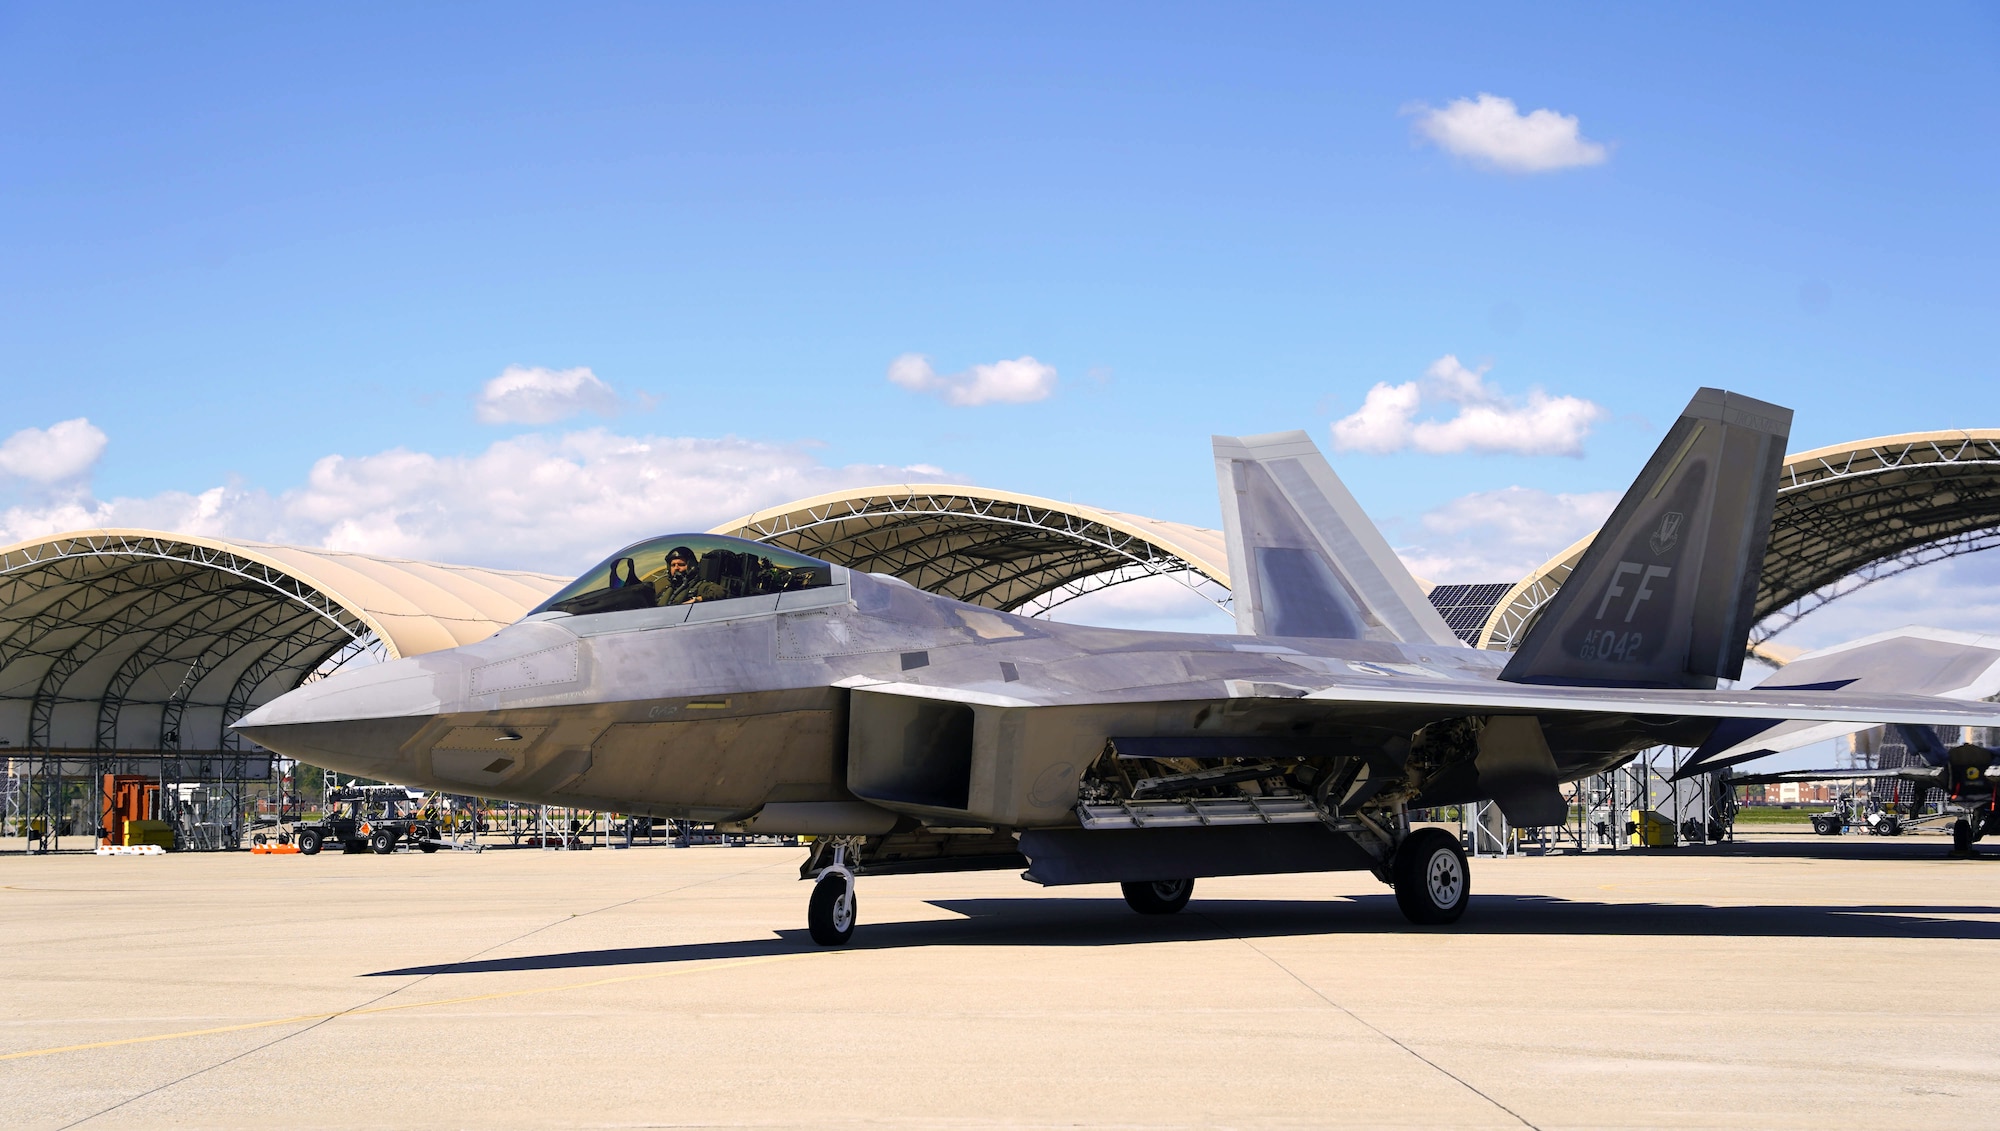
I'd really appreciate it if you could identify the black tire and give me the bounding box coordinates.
[807,872,856,946]
[252,833,268,847]
[296,829,322,855]
[1953,819,1974,853]
[370,828,396,855]
[1879,815,1903,837]
[1392,828,1471,926]
[1120,878,1194,915]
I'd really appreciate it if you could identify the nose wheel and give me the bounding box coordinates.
[807,839,858,946]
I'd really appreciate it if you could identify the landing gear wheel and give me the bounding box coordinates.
[1392,828,1470,926]
[296,829,322,855]
[808,871,856,946]
[370,828,396,855]
[1953,819,1974,853]
[1120,878,1194,915]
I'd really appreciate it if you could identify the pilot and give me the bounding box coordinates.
[657,546,726,606]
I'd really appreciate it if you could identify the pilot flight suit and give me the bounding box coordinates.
[658,570,726,606]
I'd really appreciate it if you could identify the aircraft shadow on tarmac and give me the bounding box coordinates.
[366,893,2000,978]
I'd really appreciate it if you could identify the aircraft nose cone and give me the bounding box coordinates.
[232,656,445,781]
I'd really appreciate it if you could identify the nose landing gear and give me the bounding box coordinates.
[807,838,859,946]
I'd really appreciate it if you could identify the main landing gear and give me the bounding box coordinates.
[1121,878,1194,915]
[1390,827,1470,925]
[807,839,858,946]
[1952,813,1990,855]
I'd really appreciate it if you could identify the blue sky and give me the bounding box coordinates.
[3,3,1998,650]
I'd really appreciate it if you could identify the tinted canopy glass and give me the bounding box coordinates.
[531,534,834,618]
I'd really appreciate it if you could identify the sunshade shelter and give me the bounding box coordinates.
[0,530,565,756]
[1476,430,2000,653]
[710,484,1234,618]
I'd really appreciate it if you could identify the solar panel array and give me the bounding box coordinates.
[1425,582,1514,645]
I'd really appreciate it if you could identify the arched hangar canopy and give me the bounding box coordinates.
[0,529,565,754]
[712,484,1234,616]
[1478,430,2000,651]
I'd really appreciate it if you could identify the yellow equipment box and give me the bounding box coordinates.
[1629,809,1676,847]
[123,820,175,849]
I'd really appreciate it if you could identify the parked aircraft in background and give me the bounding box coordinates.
[1725,723,2000,851]
[236,389,2000,944]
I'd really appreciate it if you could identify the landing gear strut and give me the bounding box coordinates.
[1391,827,1470,925]
[807,839,858,946]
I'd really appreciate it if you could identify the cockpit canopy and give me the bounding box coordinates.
[530,534,836,618]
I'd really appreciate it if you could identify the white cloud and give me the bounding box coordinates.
[1395,485,1620,584]
[0,418,108,482]
[1330,356,1606,457]
[475,365,622,425]
[0,428,940,576]
[888,354,1058,406]
[1410,93,1608,173]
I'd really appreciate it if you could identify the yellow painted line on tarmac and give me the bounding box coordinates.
[0,951,812,1063]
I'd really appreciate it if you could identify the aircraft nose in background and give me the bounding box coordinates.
[232,656,444,783]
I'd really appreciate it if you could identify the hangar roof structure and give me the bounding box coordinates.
[710,484,1234,617]
[0,530,563,754]
[1477,430,2000,653]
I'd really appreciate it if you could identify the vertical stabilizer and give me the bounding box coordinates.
[1213,431,1459,646]
[1501,388,1791,688]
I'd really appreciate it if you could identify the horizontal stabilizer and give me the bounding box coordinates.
[1214,431,1459,647]
[1673,627,2000,777]
[1293,674,2000,729]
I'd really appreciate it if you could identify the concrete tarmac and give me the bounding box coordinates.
[3,831,1997,1130]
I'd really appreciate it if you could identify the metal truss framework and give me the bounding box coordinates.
[1477,431,2000,653]
[716,488,1233,618]
[0,533,376,756]
[0,535,406,853]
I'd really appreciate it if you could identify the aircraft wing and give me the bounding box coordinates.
[1725,766,1946,787]
[1671,627,2000,778]
[839,667,2000,728]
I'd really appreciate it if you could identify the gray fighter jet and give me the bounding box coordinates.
[236,389,2000,944]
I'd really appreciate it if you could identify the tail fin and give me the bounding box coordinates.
[1501,388,1791,688]
[1213,430,1459,646]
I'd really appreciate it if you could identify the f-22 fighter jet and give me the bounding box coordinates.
[236,389,2000,944]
